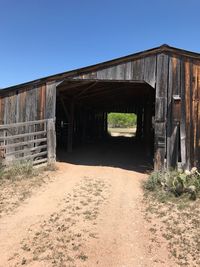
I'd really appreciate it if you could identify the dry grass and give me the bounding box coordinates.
[0,161,56,218]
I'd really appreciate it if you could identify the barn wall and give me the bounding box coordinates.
[165,54,200,170]
[181,57,200,169]
[0,82,57,124]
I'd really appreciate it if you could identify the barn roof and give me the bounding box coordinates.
[1,44,200,93]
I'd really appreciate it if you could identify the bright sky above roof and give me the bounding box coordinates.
[1,0,200,88]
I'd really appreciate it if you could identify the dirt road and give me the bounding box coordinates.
[0,159,176,267]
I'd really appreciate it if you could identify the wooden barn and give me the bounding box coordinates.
[0,44,200,170]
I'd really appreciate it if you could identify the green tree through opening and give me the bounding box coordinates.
[108,113,137,128]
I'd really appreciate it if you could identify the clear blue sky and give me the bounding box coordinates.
[1,0,200,88]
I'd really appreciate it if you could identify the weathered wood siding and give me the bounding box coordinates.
[73,55,157,88]
[0,82,57,125]
[166,54,200,169]
[181,58,200,169]
[154,54,169,170]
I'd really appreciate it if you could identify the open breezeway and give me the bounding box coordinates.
[56,79,155,167]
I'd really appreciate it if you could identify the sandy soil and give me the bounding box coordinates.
[144,192,200,267]
[108,127,136,137]
[0,158,177,267]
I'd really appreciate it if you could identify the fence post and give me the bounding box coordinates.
[0,129,5,166]
[47,119,56,163]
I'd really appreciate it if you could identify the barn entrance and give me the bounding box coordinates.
[55,79,155,171]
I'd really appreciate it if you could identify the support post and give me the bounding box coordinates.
[154,54,169,171]
[47,118,56,163]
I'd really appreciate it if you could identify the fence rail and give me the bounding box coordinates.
[0,119,56,166]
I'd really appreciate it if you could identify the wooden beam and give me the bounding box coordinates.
[58,80,90,91]
[74,81,98,99]
[47,118,56,163]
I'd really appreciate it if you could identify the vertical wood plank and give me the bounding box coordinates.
[46,82,57,119]
[189,61,195,168]
[197,65,200,169]
[180,60,187,168]
[40,84,46,120]
[185,60,192,169]
[192,63,198,167]
[154,53,169,170]
[124,62,132,80]
[18,89,26,123]
[167,56,181,169]
[0,96,5,162]
[132,58,144,80]
[143,56,157,87]
[47,118,56,163]
[3,92,18,162]
[4,92,17,124]
[0,96,4,124]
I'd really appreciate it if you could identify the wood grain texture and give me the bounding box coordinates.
[74,56,156,87]
[154,53,169,170]
[46,82,56,119]
[47,118,56,163]
[185,60,192,169]
[167,56,181,168]
[197,65,200,167]
[192,63,198,167]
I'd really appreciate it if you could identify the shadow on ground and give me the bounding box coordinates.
[57,136,153,173]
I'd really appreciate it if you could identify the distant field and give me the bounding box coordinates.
[108,127,136,137]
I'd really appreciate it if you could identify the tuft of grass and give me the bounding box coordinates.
[0,161,58,182]
[2,160,34,180]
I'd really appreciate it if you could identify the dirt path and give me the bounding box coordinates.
[0,162,176,267]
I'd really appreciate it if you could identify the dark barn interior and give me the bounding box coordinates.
[56,79,155,170]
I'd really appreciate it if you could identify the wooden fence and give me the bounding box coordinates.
[0,119,56,166]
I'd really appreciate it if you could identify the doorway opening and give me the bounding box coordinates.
[56,79,155,171]
[107,112,137,138]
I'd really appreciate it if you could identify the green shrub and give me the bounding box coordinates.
[143,171,162,191]
[144,167,200,200]
[108,113,137,128]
